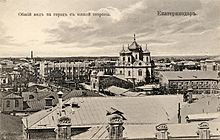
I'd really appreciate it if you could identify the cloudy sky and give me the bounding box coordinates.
[0,0,220,57]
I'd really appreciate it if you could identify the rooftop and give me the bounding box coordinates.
[23,95,185,129]
[160,70,219,80]
[73,122,220,139]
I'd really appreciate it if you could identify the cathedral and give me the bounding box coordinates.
[115,34,153,84]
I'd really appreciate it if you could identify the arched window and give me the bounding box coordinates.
[135,54,138,59]
[128,57,130,62]
[122,57,125,61]
[15,99,19,107]
[29,95,34,99]
[120,70,122,74]
[128,71,131,76]
[139,62,142,66]
[138,69,142,76]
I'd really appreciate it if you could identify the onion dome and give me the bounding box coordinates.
[128,34,142,51]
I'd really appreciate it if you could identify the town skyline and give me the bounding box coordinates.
[0,0,220,57]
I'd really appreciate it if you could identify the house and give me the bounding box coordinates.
[159,71,219,94]
[22,94,187,139]
[1,93,23,113]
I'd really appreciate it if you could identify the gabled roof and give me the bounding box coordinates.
[104,86,129,95]
[3,93,22,99]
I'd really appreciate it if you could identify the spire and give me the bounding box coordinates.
[134,34,136,41]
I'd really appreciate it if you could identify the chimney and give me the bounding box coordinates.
[155,123,169,139]
[57,116,72,139]
[57,91,63,110]
[196,122,210,139]
[107,114,124,139]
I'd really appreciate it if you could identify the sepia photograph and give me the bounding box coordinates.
[0,0,220,139]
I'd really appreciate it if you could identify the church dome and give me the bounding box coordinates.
[128,34,142,51]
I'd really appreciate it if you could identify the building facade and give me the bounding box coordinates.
[159,71,220,94]
[115,34,153,83]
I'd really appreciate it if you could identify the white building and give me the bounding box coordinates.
[115,34,153,83]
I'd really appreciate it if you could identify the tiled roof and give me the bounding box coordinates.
[160,71,219,80]
[23,95,185,129]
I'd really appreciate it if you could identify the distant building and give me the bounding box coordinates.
[39,61,90,83]
[200,58,220,72]
[1,93,23,113]
[159,71,220,94]
[115,34,153,84]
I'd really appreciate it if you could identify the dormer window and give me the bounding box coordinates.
[29,95,34,99]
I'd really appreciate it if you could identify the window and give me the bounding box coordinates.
[128,57,130,62]
[128,71,131,76]
[146,57,148,62]
[45,98,52,106]
[6,100,10,108]
[120,70,122,75]
[138,69,142,76]
[135,54,138,59]
[139,62,142,66]
[93,83,96,89]
[29,95,34,99]
[123,57,125,61]
[3,79,6,84]
[15,99,19,107]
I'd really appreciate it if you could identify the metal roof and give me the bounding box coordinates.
[160,71,219,80]
[23,95,185,129]
[72,122,220,139]
[3,93,22,99]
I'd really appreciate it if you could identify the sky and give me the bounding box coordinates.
[0,0,220,57]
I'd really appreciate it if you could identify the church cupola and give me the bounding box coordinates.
[128,34,142,51]
[143,44,150,54]
[120,45,125,55]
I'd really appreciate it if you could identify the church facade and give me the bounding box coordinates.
[115,34,153,84]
